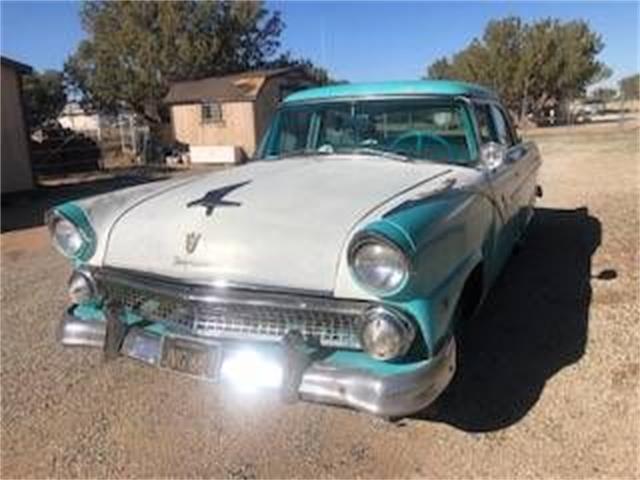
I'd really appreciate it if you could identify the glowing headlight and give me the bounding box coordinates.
[47,212,84,258]
[360,306,416,360]
[349,234,409,295]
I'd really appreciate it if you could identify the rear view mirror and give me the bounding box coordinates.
[480,142,507,170]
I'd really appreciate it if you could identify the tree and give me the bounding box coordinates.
[64,1,286,123]
[619,74,640,100]
[268,54,339,85]
[426,57,453,80]
[22,70,67,129]
[425,17,609,122]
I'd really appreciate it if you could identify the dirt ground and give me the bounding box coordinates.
[1,122,638,479]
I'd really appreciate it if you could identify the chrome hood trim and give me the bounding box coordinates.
[94,267,360,305]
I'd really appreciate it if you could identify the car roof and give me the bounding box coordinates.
[283,80,498,104]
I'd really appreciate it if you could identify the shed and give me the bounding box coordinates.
[1,56,34,193]
[165,67,316,164]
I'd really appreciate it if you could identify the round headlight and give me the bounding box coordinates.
[68,269,96,304]
[48,214,84,258]
[360,306,415,360]
[349,235,409,295]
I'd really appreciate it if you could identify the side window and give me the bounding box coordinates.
[474,104,498,144]
[490,105,515,146]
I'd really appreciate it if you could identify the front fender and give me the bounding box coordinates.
[335,186,497,354]
[54,175,201,267]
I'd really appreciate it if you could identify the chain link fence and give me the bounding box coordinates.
[30,115,168,177]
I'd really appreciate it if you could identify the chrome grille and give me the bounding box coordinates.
[97,269,368,349]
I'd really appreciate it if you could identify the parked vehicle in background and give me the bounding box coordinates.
[49,80,542,418]
[572,99,607,123]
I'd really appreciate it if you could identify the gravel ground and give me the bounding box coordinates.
[1,123,638,479]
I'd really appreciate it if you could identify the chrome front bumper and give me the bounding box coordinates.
[58,311,456,418]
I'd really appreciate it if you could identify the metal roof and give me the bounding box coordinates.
[164,67,308,105]
[283,80,497,103]
[1,56,33,75]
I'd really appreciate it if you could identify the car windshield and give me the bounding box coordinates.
[257,98,476,165]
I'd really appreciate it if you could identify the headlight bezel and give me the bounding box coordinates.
[359,305,416,360]
[347,231,411,296]
[46,206,96,261]
[68,267,97,304]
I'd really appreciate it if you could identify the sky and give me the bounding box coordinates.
[1,0,638,87]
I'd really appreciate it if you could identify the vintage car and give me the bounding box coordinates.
[49,81,542,418]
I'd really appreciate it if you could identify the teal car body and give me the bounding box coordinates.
[50,80,542,417]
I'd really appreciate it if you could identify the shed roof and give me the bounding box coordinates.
[284,80,497,103]
[164,67,305,105]
[1,56,33,75]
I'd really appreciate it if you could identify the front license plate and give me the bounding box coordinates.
[161,337,219,380]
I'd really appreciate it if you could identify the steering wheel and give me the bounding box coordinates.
[390,130,453,160]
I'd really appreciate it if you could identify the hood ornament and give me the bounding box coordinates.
[187,180,251,216]
[185,232,201,254]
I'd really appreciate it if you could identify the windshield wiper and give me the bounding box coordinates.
[267,149,333,160]
[266,147,413,163]
[344,147,414,163]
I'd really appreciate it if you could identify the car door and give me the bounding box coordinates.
[473,101,526,275]
[489,103,540,241]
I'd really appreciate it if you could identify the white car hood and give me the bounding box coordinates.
[101,156,454,292]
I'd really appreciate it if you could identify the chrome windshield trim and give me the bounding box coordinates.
[282,93,462,106]
[94,267,368,314]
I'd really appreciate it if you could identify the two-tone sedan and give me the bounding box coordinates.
[50,81,541,417]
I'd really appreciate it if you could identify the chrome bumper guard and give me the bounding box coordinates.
[58,311,455,417]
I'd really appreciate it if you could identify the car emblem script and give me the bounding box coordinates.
[185,232,201,254]
[187,180,251,216]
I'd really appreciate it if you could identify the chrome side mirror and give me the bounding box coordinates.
[480,142,507,170]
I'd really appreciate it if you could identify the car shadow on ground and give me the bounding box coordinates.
[417,206,606,432]
[0,170,171,233]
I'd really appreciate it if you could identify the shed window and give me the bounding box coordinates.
[201,102,223,124]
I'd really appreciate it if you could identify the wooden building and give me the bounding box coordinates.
[1,56,34,193]
[165,67,316,164]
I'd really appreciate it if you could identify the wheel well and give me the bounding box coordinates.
[457,262,484,322]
